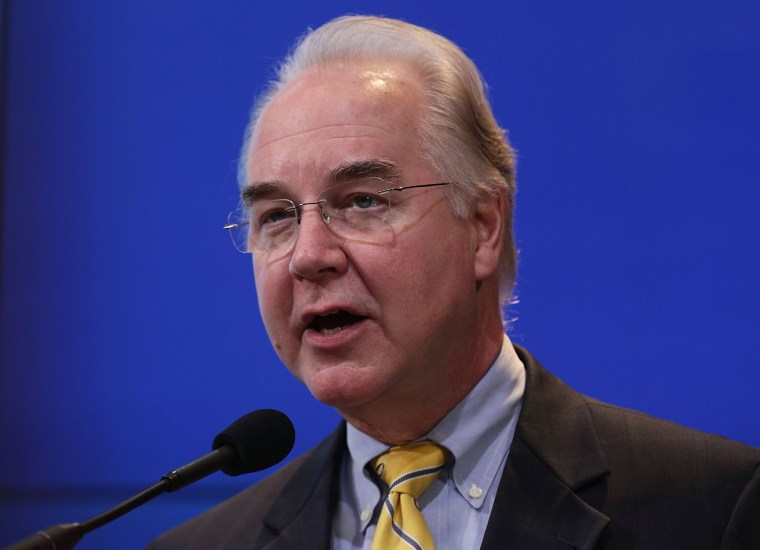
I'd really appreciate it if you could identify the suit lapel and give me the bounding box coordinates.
[257,424,346,550]
[481,346,611,549]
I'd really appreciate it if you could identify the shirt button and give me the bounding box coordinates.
[360,507,371,522]
[468,485,483,499]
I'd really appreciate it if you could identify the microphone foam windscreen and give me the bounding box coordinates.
[212,409,295,475]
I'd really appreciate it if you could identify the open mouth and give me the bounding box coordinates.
[308,310,366,336]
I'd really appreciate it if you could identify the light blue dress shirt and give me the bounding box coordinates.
[332,335,526,549]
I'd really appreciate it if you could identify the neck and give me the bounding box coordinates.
[339,290,505,445]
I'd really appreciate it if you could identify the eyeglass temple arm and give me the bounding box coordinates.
[377,182,451,194]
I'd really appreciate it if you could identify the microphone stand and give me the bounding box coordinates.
[4,445,235,550]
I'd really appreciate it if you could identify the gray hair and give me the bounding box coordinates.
[239,15,518,301]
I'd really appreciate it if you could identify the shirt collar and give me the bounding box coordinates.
[345,334,525,527]
[428,335,525,509]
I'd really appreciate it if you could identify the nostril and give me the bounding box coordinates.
[287,227,348,280]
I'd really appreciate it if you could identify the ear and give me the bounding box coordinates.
[472,190,506,282]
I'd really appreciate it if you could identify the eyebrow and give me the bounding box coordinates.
[240,181,283,207]
[241,158,402,205]
[328,158,401,184]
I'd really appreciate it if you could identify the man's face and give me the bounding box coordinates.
[246,61,492,423]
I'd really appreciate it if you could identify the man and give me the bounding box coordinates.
[151,15,759,549]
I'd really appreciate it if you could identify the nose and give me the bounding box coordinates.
[288,204,348,280]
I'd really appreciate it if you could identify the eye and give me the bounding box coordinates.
[352,193,380,209]
[263,209,290,224]
[322,178,388,216]
[254,203,296,230]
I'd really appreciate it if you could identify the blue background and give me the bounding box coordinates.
[1,1,758,547]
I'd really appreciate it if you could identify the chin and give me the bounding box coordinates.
[303,363,383,410]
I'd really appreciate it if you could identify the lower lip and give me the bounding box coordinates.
[302,318,369,349]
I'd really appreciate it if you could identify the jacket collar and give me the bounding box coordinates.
[480,345,610,549]
[514,345,609,489]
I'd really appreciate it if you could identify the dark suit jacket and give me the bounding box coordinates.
[149,346,760,549]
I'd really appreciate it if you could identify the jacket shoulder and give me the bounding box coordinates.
[585,396,760,492]
[511,344,760,548]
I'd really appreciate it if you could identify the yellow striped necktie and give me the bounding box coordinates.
[370,441,448,550]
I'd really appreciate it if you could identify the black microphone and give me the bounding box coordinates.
[4,409,295,550]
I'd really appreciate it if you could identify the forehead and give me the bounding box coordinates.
[245,61,435,193]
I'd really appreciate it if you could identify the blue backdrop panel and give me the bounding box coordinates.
[1,1,758,547]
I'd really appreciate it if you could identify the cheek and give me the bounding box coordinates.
[370,228,474,317]
[253,260,292,338]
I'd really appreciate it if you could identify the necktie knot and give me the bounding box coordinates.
[372,440,448,499]
[370,441,448,550]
